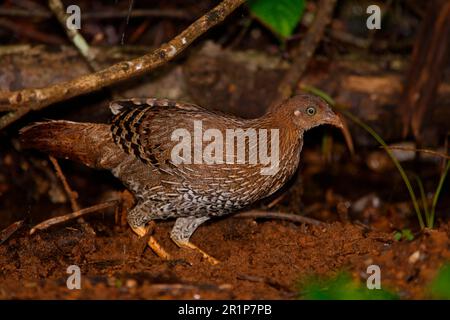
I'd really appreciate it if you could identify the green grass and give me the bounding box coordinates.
[430,160,450,228]
[301,84,449,230]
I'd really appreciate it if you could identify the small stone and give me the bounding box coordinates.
[408,250,420,264]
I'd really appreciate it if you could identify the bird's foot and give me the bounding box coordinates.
[172,239,220,265]
[131,225,171,260]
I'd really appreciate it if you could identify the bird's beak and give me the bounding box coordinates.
[324,110,344,129]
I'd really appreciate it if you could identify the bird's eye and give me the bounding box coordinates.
[306,106,316,116]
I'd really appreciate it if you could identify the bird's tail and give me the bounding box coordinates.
[20,120,121,169]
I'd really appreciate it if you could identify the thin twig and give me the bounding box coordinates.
[233,210,325,226]
[29,200,119,235]
[328,28,370,49]
[48,155,96,234]
[381,146,450,160]
[0,8,50,18]
[0,220,24,244]
[48,156,80,212]
[148,283,232,292]
[269,0,337,110]
[237,273,295,296]
[0,17,64,45]
[48,0,99,70]
[83,9,191,20]
[0,0,245,128]
[266,193,287,209]
[0,8,190,20]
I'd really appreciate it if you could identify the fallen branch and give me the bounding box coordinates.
[233,210,324,226]
[29,200,119,235]
[0,0,245,129]
[269,0,337,110]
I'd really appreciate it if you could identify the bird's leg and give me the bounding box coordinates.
[128,203,171,260]
[130,224,171,260]
[170,216,219,265]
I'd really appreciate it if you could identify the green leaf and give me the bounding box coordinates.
[298,273,398,300]
[248,0,306,38]
[393,229,414,241]
[401,229,414,241]
[429,263,450,299]
[393,232,402,241]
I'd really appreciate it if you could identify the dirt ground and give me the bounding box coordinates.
[0,211,449,299]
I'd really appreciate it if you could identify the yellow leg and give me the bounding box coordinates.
[131,225,171,260]
[172,239,220,265]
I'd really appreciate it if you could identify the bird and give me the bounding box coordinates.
[20,94,343,264]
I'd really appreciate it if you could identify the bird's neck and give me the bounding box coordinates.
[240,112,304,197]
[247,111,304,156]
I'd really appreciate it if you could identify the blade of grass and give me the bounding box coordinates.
[301,84,334,105]
[301,85,425,229]
[430,160,450,228]
[338,111,424,229]
[414,176,430,227]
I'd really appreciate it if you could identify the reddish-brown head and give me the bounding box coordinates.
[274,94,343,133]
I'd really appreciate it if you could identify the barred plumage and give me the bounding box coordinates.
[20,95,343,263]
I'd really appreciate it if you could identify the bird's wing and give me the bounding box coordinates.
[109,98,206,171]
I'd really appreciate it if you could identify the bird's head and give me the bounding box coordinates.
[275,94,343,133]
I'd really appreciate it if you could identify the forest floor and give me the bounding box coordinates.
[1,215,449,299]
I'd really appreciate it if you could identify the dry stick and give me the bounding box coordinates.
[233,210,324,226]
[48,156,80,212]
[48,156,97,235]
[0,0,245,128]
[269,0,337,110]
[0,8,51,18]
[83,9,190,20]
[48,0,99,70]
[0,8,190,20]
[0,220,24,244]
[147,283,232,292]
[237,273,295,295]
[381,146,450,160]
[29,200,119,235]
[0,17,64,45]
[266,193,287,209]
